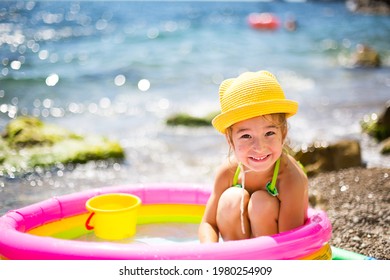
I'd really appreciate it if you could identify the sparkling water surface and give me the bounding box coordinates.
[1,1,389,215]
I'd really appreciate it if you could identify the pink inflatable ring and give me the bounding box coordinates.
[0,183,332,260]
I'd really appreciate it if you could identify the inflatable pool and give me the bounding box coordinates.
[0,183,332,260]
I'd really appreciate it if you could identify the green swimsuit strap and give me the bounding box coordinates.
[232,158,281,196]
[266,158,280,197]
[232,163,241,186]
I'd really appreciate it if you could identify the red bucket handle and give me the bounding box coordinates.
[85,212,95,230]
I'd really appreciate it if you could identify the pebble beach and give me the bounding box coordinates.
[309,167,389,260]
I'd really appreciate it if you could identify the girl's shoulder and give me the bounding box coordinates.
[214,159,238,188]
[278,154,308,193]
[283,153,307,175]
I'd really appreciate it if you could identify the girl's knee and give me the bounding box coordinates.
[218,187,248,211]
[248,191,279,236]
[248,191,279,219]
[217,188,250,240]
[219,187,242,204]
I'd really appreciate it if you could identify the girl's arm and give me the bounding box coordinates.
[198,191,220,243]
[198,161,235,243]
[277,157,308,233]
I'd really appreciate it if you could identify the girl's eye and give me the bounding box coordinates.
[240,134,251,139]
[265,131,276,137]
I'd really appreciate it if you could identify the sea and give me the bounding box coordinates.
[0,0,389,215]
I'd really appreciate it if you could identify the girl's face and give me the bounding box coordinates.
[229,115,285,172]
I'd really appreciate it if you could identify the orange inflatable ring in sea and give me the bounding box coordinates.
[247,13,280,30]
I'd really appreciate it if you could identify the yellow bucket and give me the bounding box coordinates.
[85,193,142,240]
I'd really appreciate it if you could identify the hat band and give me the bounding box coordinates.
[212,99,298,134]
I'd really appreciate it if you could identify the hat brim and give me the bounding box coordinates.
[212,99,298,134]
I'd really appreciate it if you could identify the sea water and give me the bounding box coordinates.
[0,1,389,215]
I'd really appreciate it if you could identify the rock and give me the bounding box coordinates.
[293,140,363,176]
[381,138,390,154]
[3,116,81,148]
[0,137,9,164]
[166,112,218,127]
[361,101,390,141]
[348,44,381,68]
[0,116,125,175]
[346,0,390,15]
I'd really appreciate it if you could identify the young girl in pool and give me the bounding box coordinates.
[199,70,308,243]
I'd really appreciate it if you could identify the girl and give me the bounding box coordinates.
[199,70,308,243]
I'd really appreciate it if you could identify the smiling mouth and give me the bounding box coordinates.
[250,154,270,161]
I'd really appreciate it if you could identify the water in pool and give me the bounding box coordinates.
[76,222,200,244]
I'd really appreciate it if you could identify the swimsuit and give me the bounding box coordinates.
[232,158,280,197]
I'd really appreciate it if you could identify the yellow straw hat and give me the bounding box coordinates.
[212,70,298,134]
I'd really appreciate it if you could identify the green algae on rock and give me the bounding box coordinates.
[361,114,390,142]
[0,116,125,175]
[165,112,218,127]
[361,103,390,155]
